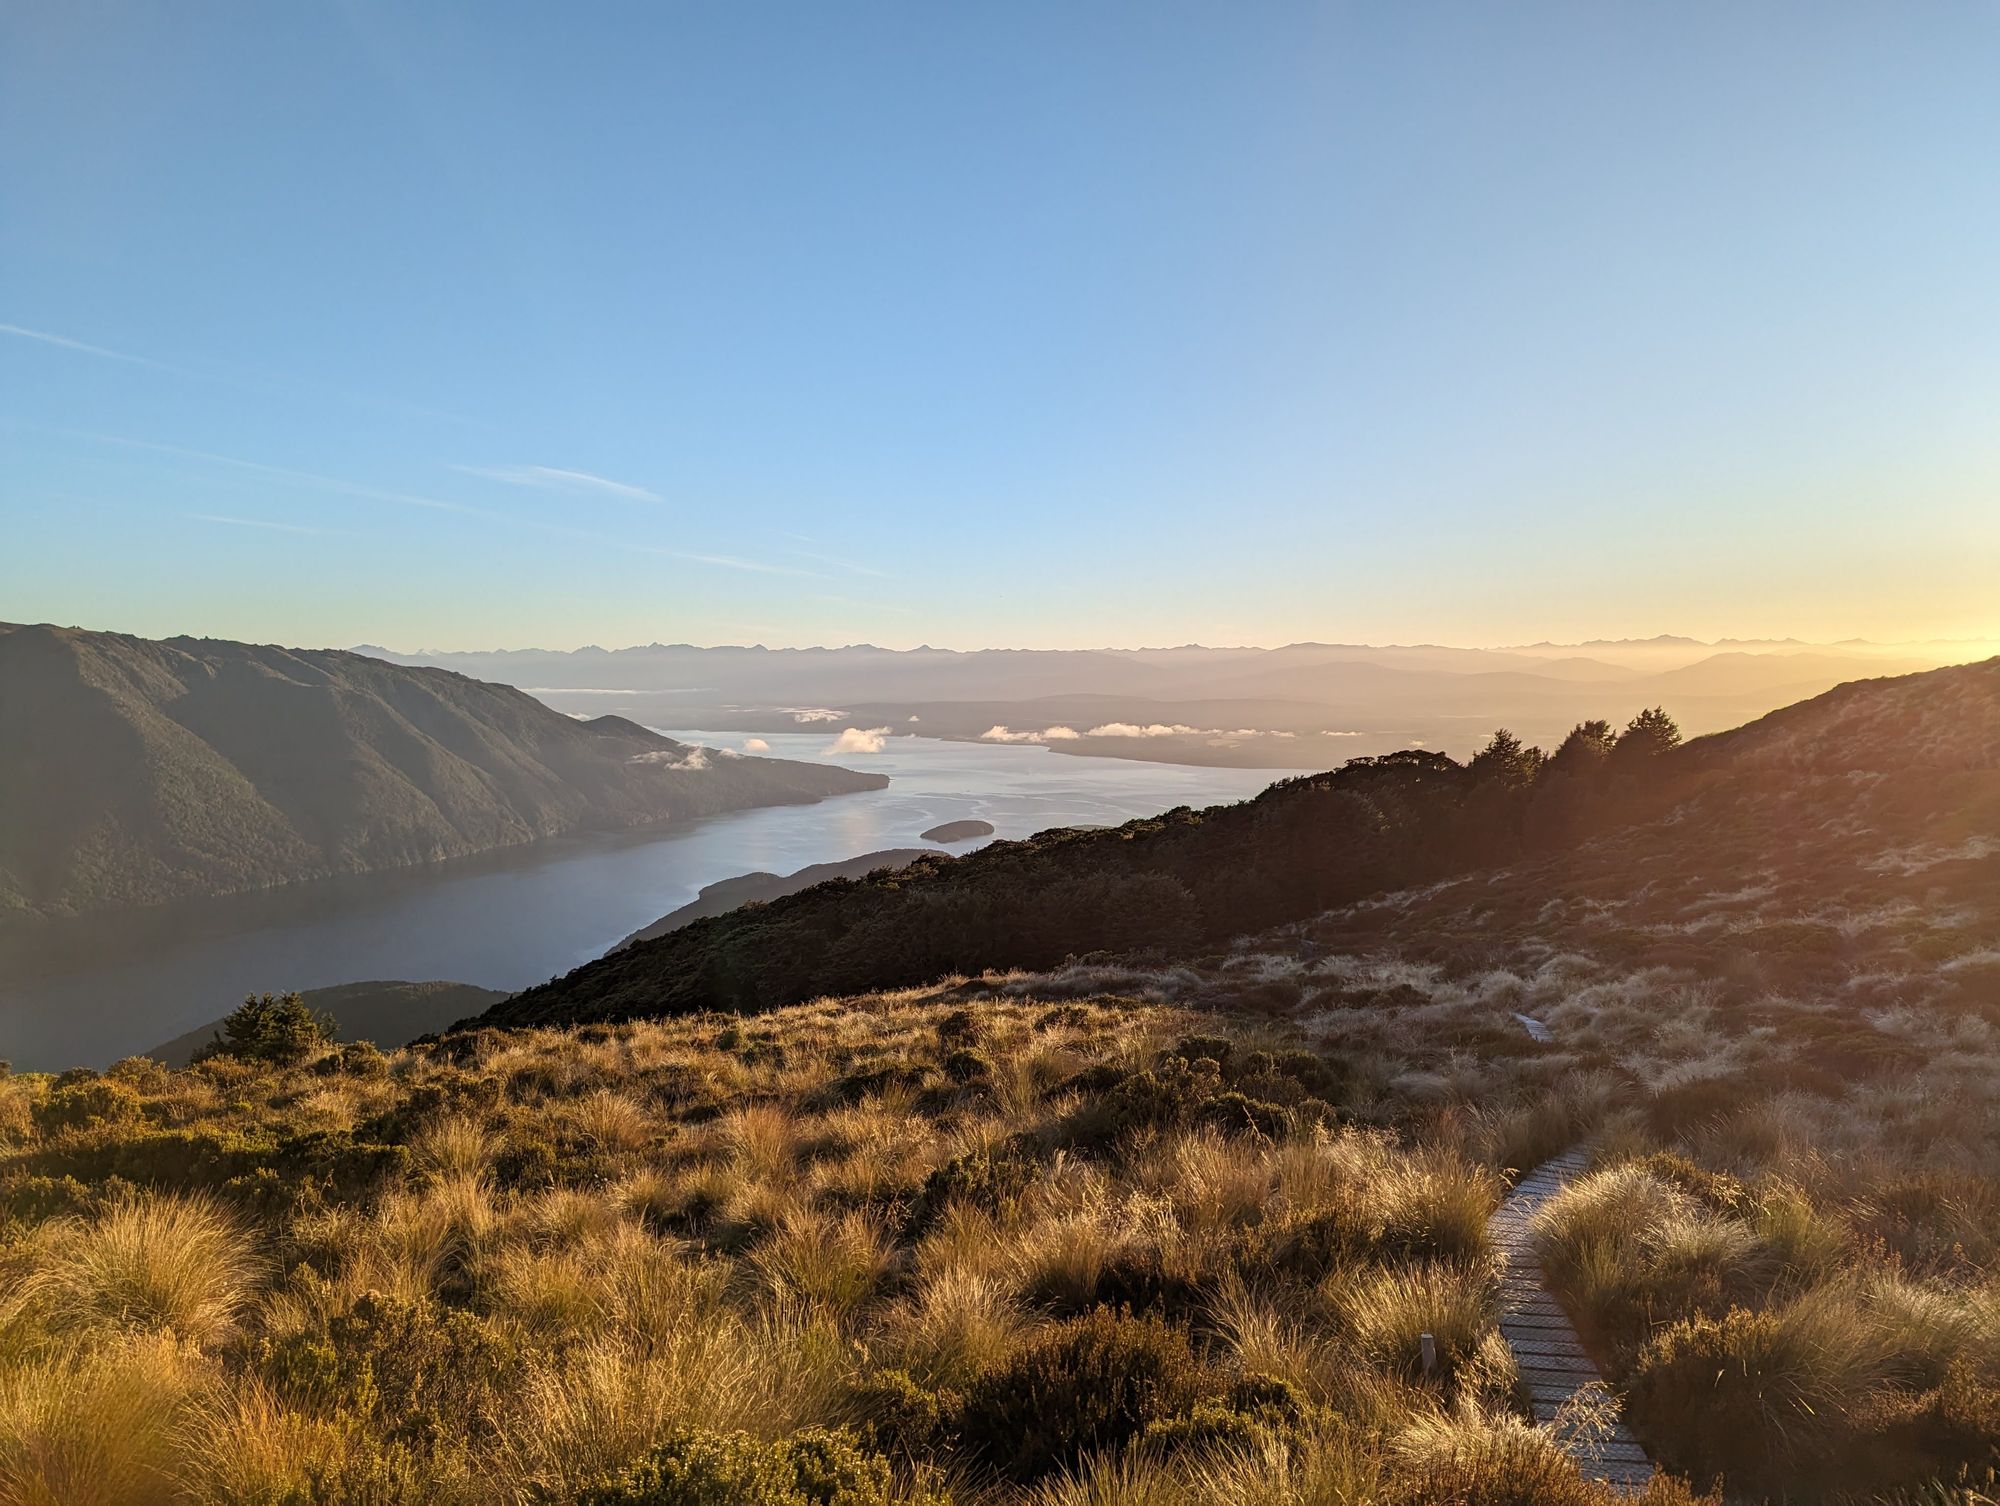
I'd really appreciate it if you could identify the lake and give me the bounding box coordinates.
[0,732,1276,1070]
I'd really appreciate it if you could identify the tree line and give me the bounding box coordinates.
[480,710,1684,1029]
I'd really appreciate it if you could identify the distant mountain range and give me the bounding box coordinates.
[360,636,1990,766]
[0,625,887,925]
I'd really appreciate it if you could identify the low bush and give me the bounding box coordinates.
[1140,1372,1321,1459]
[257,1290,516,1451]
[941,1049,991,1085]
[906,1145,1037,1234]
[956,1306,1209,1481]
[30,1077,140,1136]
[843,1368,958,1465]
[579,1424,925,1506]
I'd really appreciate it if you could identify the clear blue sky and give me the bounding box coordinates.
[4,2,1997,651]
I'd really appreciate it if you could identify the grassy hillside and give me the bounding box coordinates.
[0,992,1711,1506]
[0,624,887,924]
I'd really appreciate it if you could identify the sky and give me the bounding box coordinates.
[4,2,1999,653]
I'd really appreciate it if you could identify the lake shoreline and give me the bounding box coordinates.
[0,733,1274,1071]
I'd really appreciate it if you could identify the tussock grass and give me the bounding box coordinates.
[878,1268,1025,1388]
[1326,1261,1504,1392]
[412,1115,497,1182]
[0,1334,197,1506]
[4,958,1997,1502]
[752,1208,898,1314]
[15,1196,259,1347]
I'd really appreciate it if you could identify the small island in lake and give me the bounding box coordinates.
[919,818,995,843]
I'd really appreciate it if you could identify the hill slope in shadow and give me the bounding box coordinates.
[0,624,887,924]
[477,658,2000,1032]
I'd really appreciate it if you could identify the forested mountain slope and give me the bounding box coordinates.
[480,659,1999,1031]
[0,624,885,923]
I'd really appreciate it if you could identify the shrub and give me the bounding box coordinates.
[907,1146,1036,1233]
[1166,1036,1233,1069]
[258,1290,514,1450]
[1089,1059,1221,1140]
[578,1424,920,1506]
[1892,1359,2000,1483]
[957,1307,1208,1481]
[199,992,335,1066]
[1644,1076,1742,1140]
[1140,1372,1321,1460]
[0,1171,104,1225]
[328,1039,391,1078]
[30,1076,141,1135]
[1199,1091,1289,1139]
[941,1049,991,1085]
[1050,1063,1125,1098]
[1636,1151,1745,1213]
[843,1368,957,1465]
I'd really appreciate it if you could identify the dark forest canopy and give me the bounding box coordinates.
[479,712,1684,1029]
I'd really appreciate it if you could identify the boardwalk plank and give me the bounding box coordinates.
[1488,1142,1656,1487]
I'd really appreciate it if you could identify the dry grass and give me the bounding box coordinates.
[1,927,1995,1504]
[0,1334,198,1506]
[13,1197,259,1347]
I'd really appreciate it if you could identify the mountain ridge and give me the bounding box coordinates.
[469,657,2000,1032]
[0,624,887,925]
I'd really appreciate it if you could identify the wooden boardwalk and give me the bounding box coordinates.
[1488,1144,1656,1490]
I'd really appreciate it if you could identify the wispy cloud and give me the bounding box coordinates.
[767,529,888,578]
[454,463,662,503]
[810,592,914,614]
[642,548,822,577]
[789,548,889,578]
[190,513,340,536]
[4,321,479,425]
[70,430,481,514]
[44,423,823,580]
[1,322,184,372]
